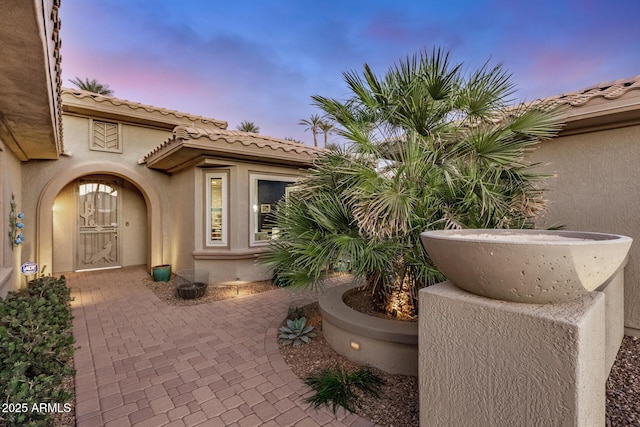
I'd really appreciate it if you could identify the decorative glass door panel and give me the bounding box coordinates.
[76,177,121,270]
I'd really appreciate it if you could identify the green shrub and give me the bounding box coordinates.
[0,276,75,427]
[304,364,384,413]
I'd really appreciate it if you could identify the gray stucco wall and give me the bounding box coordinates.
[530,124,640,330]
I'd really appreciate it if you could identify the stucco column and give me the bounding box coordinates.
[419,281,606,427]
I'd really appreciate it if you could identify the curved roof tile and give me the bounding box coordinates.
[172,126,320,155]
[62,88,228,129]
[142,125,321,168]
[547,75,640,108]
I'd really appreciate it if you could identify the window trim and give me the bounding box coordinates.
[205,172,228,247]
[249,173,298,247]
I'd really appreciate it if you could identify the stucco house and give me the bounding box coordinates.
[1,1,319,296]
[530,76,640,335]
[42,89,318,284]
[1,2,640,336]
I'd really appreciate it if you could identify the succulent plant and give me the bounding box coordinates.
[279,317,316,346]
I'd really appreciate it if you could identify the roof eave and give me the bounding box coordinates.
[559,91,640,136]
[145,138,318,174]
[0,0,62,160]
[62,89,228,131]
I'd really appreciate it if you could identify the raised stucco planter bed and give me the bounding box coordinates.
[318,281,418,376]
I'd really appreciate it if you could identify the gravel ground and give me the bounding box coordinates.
[606,335,640,426]
[279,302,419,427]
[144,275,278,305]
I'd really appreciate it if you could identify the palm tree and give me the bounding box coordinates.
[298,114,323,147]
[261,47,564,314]
[318,120,334,148]
[236,121,260,133]
[69,77,114,96]
[284,137,304,144]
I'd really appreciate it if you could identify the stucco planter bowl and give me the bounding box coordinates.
[420,229,633,304]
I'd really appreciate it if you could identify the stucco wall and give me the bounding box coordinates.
[121,180,148,267]
[52,183,73,272]
[530,124,640,330]
[0,136,24,295]
[169,168,195,273]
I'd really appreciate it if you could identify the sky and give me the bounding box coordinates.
[60,0,640,146]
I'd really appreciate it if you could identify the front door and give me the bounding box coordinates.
[76,176,121,271]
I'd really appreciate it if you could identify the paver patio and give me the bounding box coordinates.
[69,266,375,427]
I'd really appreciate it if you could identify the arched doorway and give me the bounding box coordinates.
[37,160,164,273]
[52,175,148,272]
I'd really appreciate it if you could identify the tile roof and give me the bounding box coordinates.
[145,125,320,159]
[52,0,63,152]
[545,75,640,108]
[143,126,321,171]
[174,126,320,154]
[62,88,228,129]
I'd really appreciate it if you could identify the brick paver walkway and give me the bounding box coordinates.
[69,266,375,427]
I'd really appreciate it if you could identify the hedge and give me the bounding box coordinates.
[0,276,75,427]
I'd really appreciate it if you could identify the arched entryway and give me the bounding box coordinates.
[37,161,163,273]
[52,175,148,272]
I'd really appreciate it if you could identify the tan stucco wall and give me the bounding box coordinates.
[52,183,73,272]
[121,180,148,267]
[169,168,196,273]
[530,124,640,330]
[0,136,24,296]
[419,281,607,426]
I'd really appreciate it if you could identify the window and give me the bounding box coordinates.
[206,172,228,246]
[90,120,122,153]
[249,174,298,245]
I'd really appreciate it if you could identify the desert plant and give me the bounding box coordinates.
[261,47,564,314]
[286,305,305,321]
[299,114,323,147]
[69,77,113,95]
[304,364,384,413]
[236,120,260,133]
[279,317,316,346]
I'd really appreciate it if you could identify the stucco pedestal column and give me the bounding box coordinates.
[419,281,606,427]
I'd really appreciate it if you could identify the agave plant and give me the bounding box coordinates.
[278,317,316,346]
[261,47,564,314]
